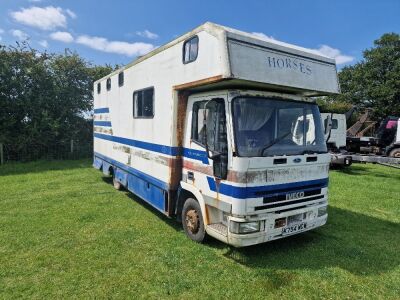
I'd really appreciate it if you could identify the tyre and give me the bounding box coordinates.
[389,148,400,158]
[181,198,207,243]
[112,171,122,190]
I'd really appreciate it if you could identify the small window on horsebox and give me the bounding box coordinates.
[332,119,338,129]
[183,35,199,64]
[133,87,154,118]
[106,78,111,91]
[118,72,124,87]
[97,82,101,94]
[324,118,338,130]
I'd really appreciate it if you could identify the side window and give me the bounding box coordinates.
[191,101,208,145]
[133,87,154,118]
[191,99,227,154]
[324,117,338,130]
[332,119,338,129]
[118,72,124,87]
[183,36,199,64]
[106,78,111,91]
[97,82,101,94]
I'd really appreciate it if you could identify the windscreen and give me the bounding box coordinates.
[232,97,327,157]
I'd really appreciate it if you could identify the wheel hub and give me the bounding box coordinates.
[185,209,199,234]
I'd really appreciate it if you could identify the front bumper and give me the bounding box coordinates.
[226,205,328,247]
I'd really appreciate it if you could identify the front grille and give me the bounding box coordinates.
[254,183,324,197]
[262,188,321,203]
[251,179,328,212]
[255,195,324,211]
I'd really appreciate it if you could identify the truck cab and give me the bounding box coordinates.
[180,89,329,247]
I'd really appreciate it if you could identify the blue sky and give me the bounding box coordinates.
[1,0,399,68]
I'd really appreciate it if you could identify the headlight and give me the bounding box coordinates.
[230,221,260,234]
[318,206,328,217]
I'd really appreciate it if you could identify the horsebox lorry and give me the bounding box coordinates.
[93,22,339,247]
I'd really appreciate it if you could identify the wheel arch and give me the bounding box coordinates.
[176,182,207,225]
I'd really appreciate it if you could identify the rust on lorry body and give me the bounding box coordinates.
[173,75,224,90]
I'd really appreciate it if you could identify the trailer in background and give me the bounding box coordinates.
[321,112,400,168]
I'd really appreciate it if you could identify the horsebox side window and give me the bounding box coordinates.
[97,82,101,94]
[183,36,199,64]
[332,119,338,129]
[106,78,111,91]
[118,72,124,87]
[133,87,154,118]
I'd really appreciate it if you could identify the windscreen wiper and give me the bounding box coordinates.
[259,131,292,156]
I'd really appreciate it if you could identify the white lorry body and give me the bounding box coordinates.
[93,22,339,247]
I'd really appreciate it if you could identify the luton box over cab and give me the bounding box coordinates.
[93,22,339,247]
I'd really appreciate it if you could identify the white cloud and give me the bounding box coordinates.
[10,6,67,30]
[39,40,48,48]
[136,30,159,40]
[65,9,77,19]
[50,31,74,43]
[76,35,155,56]
[310,45,354,65]
[251,31,354,65]
[251,32,276,42]
[10,29,29,40]
[0,28,4,34]
[28,0,43,2]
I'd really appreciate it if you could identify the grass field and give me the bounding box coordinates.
[0,160,399,299]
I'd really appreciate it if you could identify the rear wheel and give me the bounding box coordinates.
[111,169,122,190]
[182,198,207,243]
[389,148,400,158]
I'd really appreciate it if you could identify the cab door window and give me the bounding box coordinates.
[191,99,227,154]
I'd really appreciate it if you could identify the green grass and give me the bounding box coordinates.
[0,160,399,299]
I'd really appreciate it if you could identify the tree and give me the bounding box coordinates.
[330,33,400,120]
[0,43,113,159]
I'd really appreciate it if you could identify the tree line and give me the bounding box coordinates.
[318,33,400,120]
[0,43,113,160]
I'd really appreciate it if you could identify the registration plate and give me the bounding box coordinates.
[282,222,307,235]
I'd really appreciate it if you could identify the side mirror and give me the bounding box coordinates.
[207,150,222,160]
[324,114,332,141]
[202,99,228,180]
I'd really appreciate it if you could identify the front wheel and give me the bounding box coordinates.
[182,198,207,243]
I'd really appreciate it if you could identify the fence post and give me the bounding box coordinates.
[0,143,3,165]
[70,139,74,154]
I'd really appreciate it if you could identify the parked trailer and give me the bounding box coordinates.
[93,22,339,247]
[321,113,400,168]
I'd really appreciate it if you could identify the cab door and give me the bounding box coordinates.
[182,95,228,189]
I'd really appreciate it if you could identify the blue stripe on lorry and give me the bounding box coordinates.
[206,177,328,199]
[94,133,209,163]
[94,152,328,207]
[94,107,110,114]
[94,152,168,213]
[93,121,112,127]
